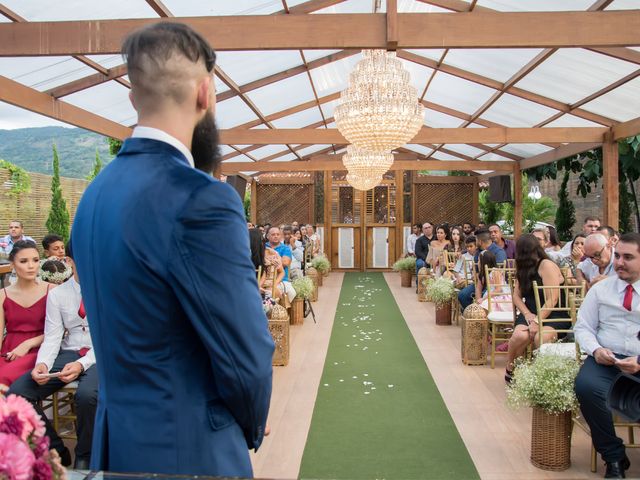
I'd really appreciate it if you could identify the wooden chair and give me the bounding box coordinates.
[485,265,516,368]
[442,251,463,324]
[51,382,78,440]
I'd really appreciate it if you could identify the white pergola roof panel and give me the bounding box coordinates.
[320,99,340,120]
[543,114,603,128]
[581,76,640,122]
[404,49,447,63]
[606,0,640,9]
[424,109,465,128]
[85,55,125,70]
[0,57,95,92]
[399,59,434,97]
[215,96,259,129]
[271,107,324,129]
[515,49,639,105]
[270,153,298,162]
[426,71,498,115]
[478,152,517,162]
[63,82,136,125]
[501,143,554,158]
[248,145,292,159]
[405,144,434,156]
[3,0,157,20]
[160,0,303,15]
[480,93,559,127]
[476,0,595,11]
[444,144,487,158]
[309,54,363,97]
[302,50,342,62]
[297,144,332,157]
[216,50,303,85]
[443,49,545,83]
[245,73,316,116]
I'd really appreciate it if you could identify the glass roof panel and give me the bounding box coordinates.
[245,73,315,116]
[444,144,487,157]
[443,49,545,83]
[500,144,553,157]
[270,153,299,162]
[302,50,343,62]
[219,145,235,156]
[405,144,434,156]
[85,55,125,70]
[320,99,340,120]
[398,59,434,97]
[424,109,465,128]
[477,152,516,162]
[215,96,260,129]
[309,54,363,97]
[63,82,136,125]
[405,49,446,62]
[397,0,452,13]
[3,0,157,20]
[543,114,602,128]
[476,0,594,11]
[314,0,380,13]
[0,102,69,129]
[606,0,640,9]
[430,151,455,160]
[580,76,640,122]
[216,50,304,85]
[161,0,284,15]
[480,93,559,127]
[297,144,332,157]
[271,107,323,129]
[0,57,95,92]
[229,154,258,163]
[515,49,638,105]
[426,72,497,114]
[249,145,291,159]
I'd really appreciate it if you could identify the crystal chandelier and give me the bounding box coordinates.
[342,146,391,190]
[335,50,425,152]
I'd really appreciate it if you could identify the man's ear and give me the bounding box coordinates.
[196,76,213,112]
[128,91,137,110]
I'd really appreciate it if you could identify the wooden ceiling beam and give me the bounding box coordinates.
[0,74,131,139]
[1,12,639,55]
[219,127,608,145]
[46,64,128,98]
[613,116,640,140]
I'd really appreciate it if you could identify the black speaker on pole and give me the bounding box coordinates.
[225,175,247,200]
[489,175,512,203]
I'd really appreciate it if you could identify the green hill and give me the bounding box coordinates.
[0,127,115,179]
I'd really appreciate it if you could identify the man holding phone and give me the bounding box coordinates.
[9,251,97,470]
[574,233,640,479]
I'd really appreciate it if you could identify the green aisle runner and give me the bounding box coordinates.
[299,273,479,479]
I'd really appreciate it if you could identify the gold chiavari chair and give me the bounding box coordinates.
[485,265,516,368]
[442,251,463,324]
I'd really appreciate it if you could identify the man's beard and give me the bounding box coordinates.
[191,109,221,174]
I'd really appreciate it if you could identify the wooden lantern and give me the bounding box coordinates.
[269,303,290,366]
[461,303,488,366]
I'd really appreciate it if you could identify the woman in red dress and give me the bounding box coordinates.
[0,240,52,386]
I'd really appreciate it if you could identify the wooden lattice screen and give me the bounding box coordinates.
[256,183,313,226]
[0,169,88,246]
[414,182,474,226]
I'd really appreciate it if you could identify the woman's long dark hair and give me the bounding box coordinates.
[547,226,561,248]
[249,228,265,270]
[478,250,497,288]
[515,234,548,295]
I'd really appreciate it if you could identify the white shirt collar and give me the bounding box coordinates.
[132,126,194,168]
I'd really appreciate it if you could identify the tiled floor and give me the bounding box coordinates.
[252,272,640,479]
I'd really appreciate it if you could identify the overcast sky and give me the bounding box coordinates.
[0,102,71,130]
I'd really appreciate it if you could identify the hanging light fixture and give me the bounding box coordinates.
[335,50,425,152]
[346,170,383,191]
[342,146,392,190]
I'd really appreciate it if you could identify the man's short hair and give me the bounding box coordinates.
[597,225,616,238]
[282,225,292,234]
[123,22,216,111]
[618,232,640,252]
[488,223,501,230]
[9,220,23,227]
[465,235,477,245]
[584,216,601,224]
[585,233,608,248]
[42,234,64,250]
[476,231,491,244]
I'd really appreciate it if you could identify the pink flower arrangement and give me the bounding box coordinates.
[0,389,67,480]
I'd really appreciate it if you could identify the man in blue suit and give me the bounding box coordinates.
[72,22,274,476]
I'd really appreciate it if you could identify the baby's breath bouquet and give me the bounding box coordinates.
[507,353,580,414]
[425,276,455,307]
[392,256,416,272]
[311,255,331,275]
[292,276,314,300]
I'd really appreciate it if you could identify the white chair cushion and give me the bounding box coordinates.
[488,311,513,323]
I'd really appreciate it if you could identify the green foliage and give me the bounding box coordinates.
[292,276,314,299]
[108,137,123,156]
[502,175,556,232]
[392,256,416,272]
[45,145,70,243]
[0,159,31,196]
[425,277,456,307]
[507,353,580,414]
[619,178,633,234]
[243,188,251,222]
[554,170,575,241]
[86,148,103,182]
[311,254,331,274]
[448,170,470,176]
[478,189,505,225]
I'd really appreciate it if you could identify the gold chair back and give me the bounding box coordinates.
[532,282,586,345]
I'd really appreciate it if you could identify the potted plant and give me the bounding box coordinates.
[291,277,314,325]
[311,255,330,286]
[392,257,416,288]
[506,353,580,471]
[425,276,455,325]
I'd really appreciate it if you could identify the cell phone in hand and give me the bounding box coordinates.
[38,372,61,378]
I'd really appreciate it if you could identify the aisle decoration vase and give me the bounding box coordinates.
[305,267,319,302]
[425,276,455,325]
[290,276,314,326]
[392,257,416,288]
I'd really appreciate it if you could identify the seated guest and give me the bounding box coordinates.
[40,259,73,285]
[577,233,616,290]
[547,226,562,252]
[42,234,66,261]
[475,222,487,233]
[462,222,475,237]
[9,251,97,469]
[506,234,569,383]
[574,233,640,479]
[406,223,421,257]
[0,220,35,255]
[533,227,564,265]
[458,230,507,311]
[559,216,601,257]
[489,223,516,259]
[446,226,465,256]
[0,240,51,387]
[598,225,619,248]
[249,228,265,275]
[286,227,304,280]
[477,250,511,311]
[426,224,450,273]
[453,235,476,285]
[306,224,321,257]
[415,223,432,284]
[266,226,292,281]
[563,233,587,284]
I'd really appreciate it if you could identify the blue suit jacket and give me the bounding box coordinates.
[72,138,274,476]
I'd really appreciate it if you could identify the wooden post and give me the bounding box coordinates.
[324,170,332,259]
[472,177,479,225]
[602,133,619,230]
[250,179,257,225]
[396,170,404,260]
[513,164,523,238]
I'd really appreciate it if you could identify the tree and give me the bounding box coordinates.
[108,137,123,156]
[86,148,103,182]
[243,188,251,222]
[45,145,70,242]
[478,189,504,225]
[619,177,633,234]
[503,175,556,233]
[554,170,575,241]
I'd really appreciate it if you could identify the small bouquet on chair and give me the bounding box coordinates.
[0,384,67,480]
